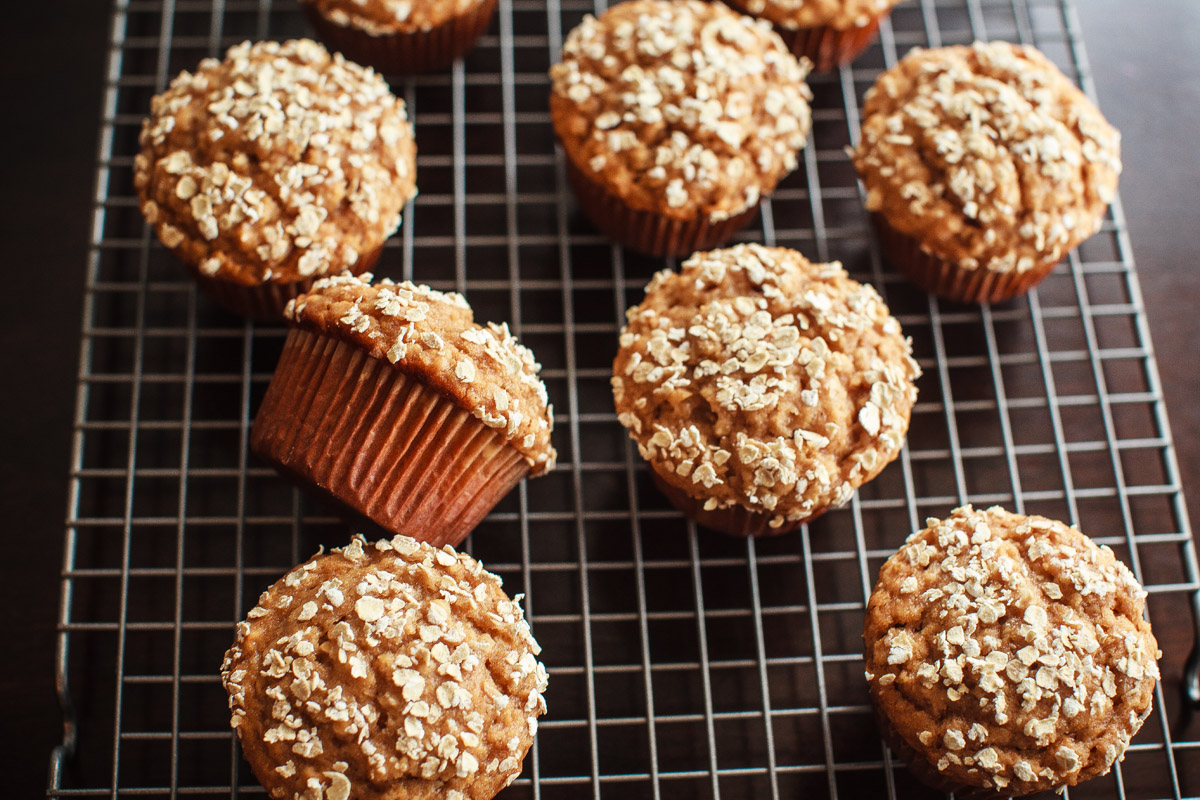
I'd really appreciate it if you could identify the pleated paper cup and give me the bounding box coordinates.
[251,328,529,547]
[723,1,886,71]
[564,156,762,259]
[871,213,1058,305]
[185,246,381,323]
[304,0,498,75]
[650,470,826,538]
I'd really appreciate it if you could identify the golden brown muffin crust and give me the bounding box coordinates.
[286,272,556,475]
[549,0,812,223]
[851,41,1120,275]
[222,535,548,800]
[865,505,1160,796]
[134,39,416,286]
[734,0,901,31]
[612,244,919,529]
[302,0,485,34]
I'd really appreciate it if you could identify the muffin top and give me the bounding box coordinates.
[134,39,416,286]
[302,0,485,34]
[732,0,901,31]
[612,244,919,529]
[864,505,1160,796]
[851,41,1121,274]
[287,272,556,475]
[222,535,548,800]
[549,0,812,223]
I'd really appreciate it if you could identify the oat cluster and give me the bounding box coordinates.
[852,41,1120,274]
[731,0,900,31]
[135,39,416,286]
[303,0,484,34]
[286,272,556,475]
[865,505,1160,795]
[550,0,812,222]
[612,245,919,528]
[222,535,548,800]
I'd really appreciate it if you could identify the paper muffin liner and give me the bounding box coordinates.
[650,470,827,538]
[564,156,762,259]
[722,2,885,71]
[871,213,1058,304]
[303,0,498,75]
[186,246,381,323]
[251,328,529,547]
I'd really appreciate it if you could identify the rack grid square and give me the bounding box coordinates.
[52,0,1200,798]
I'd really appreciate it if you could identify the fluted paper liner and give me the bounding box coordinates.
[252,328,529,547]
[186,246,380,323]
[723,1,885,71]
[304,0,498,75]
[871,213,1058,305]
[651,470,827,538]
[564,156,762,259]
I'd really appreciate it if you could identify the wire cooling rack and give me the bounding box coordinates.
[50,0,1200,798]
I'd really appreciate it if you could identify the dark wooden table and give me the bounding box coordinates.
[5,1,1198,795]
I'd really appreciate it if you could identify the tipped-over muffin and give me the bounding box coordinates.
[135,39,417,320]
[851,41,1121,304]
[550,0,812,257]
[722,0,901,70]
[864,505,1160,796]
[252,272,555,547]
[222,534,549,800]
[300,0,498,74]
[612,244,919,536]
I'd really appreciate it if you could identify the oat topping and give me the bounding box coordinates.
[730,0,901,31]
[285,272,555,474]
[865,505,1161,795]
[550,0,812,222]
[222,535,548,800]
[613,244,919,528]
[852,41,1120,274]
[302,0,486,34]
[135,39,416,286]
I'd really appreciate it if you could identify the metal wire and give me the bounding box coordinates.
[51,0,1200,798]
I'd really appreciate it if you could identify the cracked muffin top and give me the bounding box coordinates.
[222,535,549,800]
[550,0,811,223]
[613,244,919,530]
[135,39,416,286]
[865,505,1160,796]
[852,41,1120,275]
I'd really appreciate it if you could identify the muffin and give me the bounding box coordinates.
[549,0,812,258]
[612,244,919,536]
[864,505,1161,796]
[251,272,556,547]
[722,0,901,71]
[300,0,498,74]
[222,534,549,800]
[134,39,417,321]
[851,41,1121,304]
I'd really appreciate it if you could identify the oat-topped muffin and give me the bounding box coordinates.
[550,0,812,257]
[723,0,901,70]
[301,0,498,74]
[864,505,1160,796]
[252,272,555,546]
[851,41,1121,304]
[135,39,416,320]
[222,534,548,800]
[612,244,919,536]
